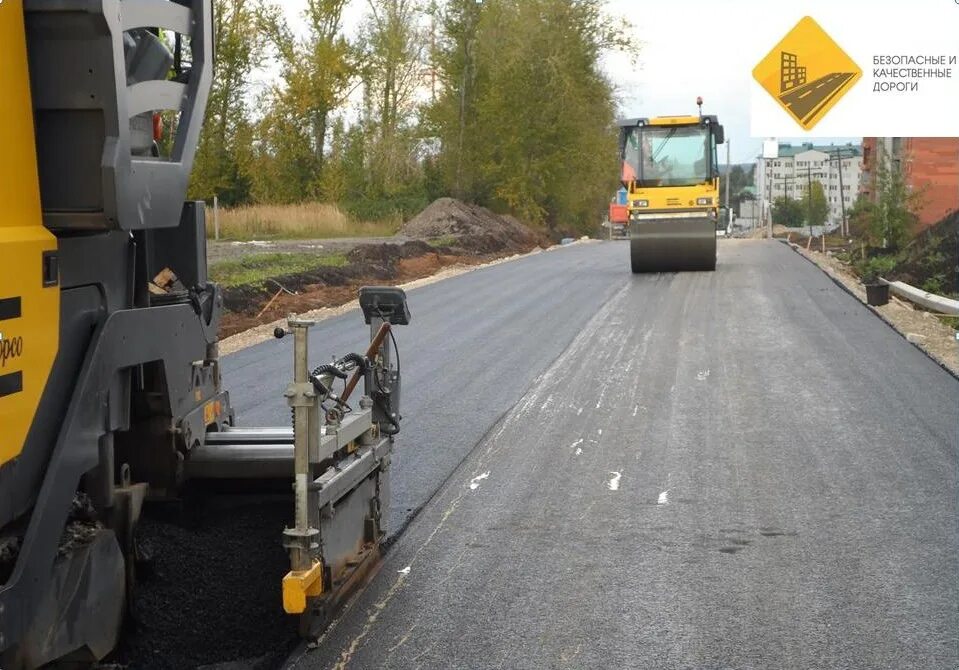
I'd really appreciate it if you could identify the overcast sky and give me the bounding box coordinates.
[273,0,896,162]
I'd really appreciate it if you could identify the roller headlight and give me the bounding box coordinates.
[696,197,712,206]
[632,199,649,208]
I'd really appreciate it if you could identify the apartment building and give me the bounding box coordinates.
[756,142,861,229]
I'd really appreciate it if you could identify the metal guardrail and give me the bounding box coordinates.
[879,278,959,316]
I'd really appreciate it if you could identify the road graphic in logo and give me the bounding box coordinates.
[753,16,862,130]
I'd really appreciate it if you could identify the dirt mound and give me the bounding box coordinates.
[347,240,434,266]
[890,211,959,295]
[216,200,547,337]
[400,197,545,251]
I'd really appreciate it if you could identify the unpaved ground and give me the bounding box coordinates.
[217,244,542,340]
[217,245,570,355]
[215,198,556,350]
[208,236,412,265]
[788,242,959,376]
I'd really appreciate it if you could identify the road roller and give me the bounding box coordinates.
[0,1,406,666]
[617,109,726,272]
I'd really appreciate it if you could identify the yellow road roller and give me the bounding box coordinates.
[618,108,725,272]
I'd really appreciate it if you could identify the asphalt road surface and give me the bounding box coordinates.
[224,242,627,533]
[262,240,959,670]
[781,72,856,125]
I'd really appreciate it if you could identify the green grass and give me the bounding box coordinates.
[427,235,459,248]
[210,253,348,288]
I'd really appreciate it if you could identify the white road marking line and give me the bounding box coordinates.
[398,566,411,575]
[469,472,490,490]
[607,472,622,491]
[696,369,710,381]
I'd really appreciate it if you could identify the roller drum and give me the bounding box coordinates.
[629,217,717,273]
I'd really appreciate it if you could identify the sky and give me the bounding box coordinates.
[274,0,936,163]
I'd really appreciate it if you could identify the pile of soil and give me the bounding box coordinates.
[888,211,959,295]
[219,199,546,338]
[400,197,548,252]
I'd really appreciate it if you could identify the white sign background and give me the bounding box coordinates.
[749,1,959,137]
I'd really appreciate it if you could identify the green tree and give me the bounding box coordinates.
[871,152,921,250]
[724,165,752,198]
[430,0,485,198]
[771,196,804,228]
[430,0,632,232]
[358,0,428,199]
[801,180,829,231]
[251,0,358,202]
[190,0,278,205]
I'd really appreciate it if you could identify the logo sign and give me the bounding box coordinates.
[0,334,23,368]
[753,16,862,130]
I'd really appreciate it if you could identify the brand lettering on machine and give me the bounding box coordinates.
[0,335,23,368]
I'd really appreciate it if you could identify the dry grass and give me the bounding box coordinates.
[208,202,400,241]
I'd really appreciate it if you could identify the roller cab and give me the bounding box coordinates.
[617,114,725,272]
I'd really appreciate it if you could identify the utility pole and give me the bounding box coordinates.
[806,163,813,241]
[829,147,851,237]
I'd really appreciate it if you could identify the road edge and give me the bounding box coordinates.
[783,240,959,380]
[218,240,598,356]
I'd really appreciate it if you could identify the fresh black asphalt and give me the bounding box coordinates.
[274,240,959,670]
[224,242,627,534]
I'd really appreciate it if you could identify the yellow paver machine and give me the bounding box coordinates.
[0,2,407,666]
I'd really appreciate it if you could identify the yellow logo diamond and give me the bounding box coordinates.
[753,16,862,130]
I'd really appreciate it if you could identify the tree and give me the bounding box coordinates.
[359,0,428,198]
[847,195,876,240]
[870,151,921,250]
[429,0,485,198]
[251,0,359,202]
[771,196,804,228]
[725,165,752,198]
[190,0,278,205]
[801,180,829,232]
[430,0,632,232]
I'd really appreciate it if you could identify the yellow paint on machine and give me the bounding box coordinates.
[282,561,325,614]
[0,0,59,467]
[647,115,701,126]
[629,182,719,212]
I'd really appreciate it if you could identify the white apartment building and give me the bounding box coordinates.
[756,142,862,229]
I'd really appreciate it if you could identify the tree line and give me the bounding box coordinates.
[188,0,630,233]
